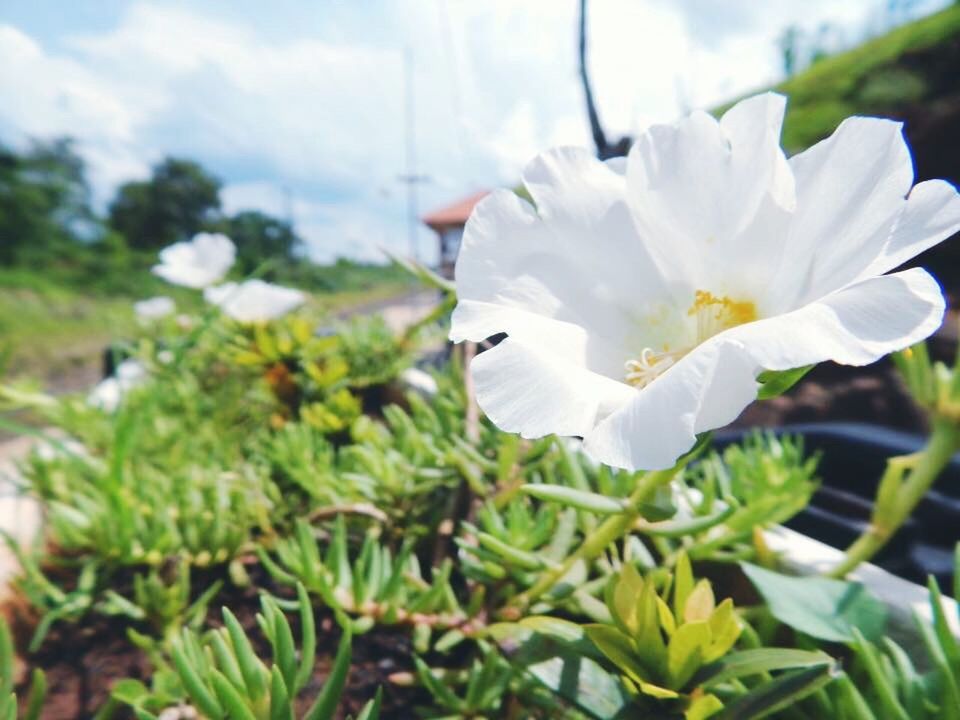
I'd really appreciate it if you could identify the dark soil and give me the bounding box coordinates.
[5,564,428,719]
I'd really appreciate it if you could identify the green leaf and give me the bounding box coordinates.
[584,625,649,685]
[694,648,834,688]
[757,366,814,400]
[612,564,644,634]
[520,484,630,514]
[713,664,836,720]
[355,687,383,720]
[0,620,12,698]
[849,629,909,720]
[110,678,151,708]
[413,657,464,711]
[210,669,257,720]
[23,669,47,720]
[294,583,316,694]
[171,638,223,719]
[223,607,268,700]
[269,666,294,720]
[686,693,724,720]
[741,563,886,642]
[489,620,631,719]
[674,552,695,621]
[668,622,710,689]
[305,626,352,720]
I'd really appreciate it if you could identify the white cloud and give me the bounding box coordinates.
[0,0,950,262]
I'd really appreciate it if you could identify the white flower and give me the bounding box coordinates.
[152,233,236,288]
[87,359,147,412]
[203,279,306,322]
[400,367,439,396]
[34,436,90,462]
[133,295,176,321]
[451,93,960,471]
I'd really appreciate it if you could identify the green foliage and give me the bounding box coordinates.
[108,157,222,251]
[260,518,468,640]
[0,138,92,266]
[0,616,46,720]
[676,432,819,561]
[584,557,744,709]
[715,4,960,152]
[113,585,381,719]
[789,553,960,719]
[224,210,301,276]
[7,277,957,720]
[741,563,887,643]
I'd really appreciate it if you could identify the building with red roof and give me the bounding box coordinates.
[421,190,488,278]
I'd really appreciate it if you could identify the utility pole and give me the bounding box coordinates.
[398,47,430,261]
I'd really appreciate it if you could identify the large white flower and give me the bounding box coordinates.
[133,295,176,321]
[204,279,306,322]
[152,233,236,288]
[451,93,960,471]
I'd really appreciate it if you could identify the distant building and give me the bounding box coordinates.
[421,190,488,278]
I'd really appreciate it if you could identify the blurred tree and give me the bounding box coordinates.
[0,138,94,265]
[108,157,221,250]
[225,210,301,274]
[778,25,802,77]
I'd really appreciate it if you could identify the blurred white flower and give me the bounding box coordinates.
[400,367,439,396]
[451,92,960,471]
[152,233,236,288]
[133,295,175,321]
[203,279,306,322]
[87,359,147,412]
[34,436,90,462]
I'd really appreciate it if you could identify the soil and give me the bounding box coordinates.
[5,564,429,719]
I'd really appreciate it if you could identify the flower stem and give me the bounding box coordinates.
[508,466,677,611]
[829,418,960,578]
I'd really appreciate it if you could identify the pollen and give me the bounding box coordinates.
[688,290,757,344]
[625,290,757,389]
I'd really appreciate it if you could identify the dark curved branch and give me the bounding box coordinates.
[579,0,607,156]
[578,0,632,160]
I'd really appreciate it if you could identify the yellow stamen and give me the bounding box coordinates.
[625,290,758,388]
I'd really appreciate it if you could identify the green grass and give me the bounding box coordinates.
[0,267,418,389]
[715,4,960,151]
[0,285,137,385]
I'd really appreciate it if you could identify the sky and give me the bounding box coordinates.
[0,0,949,264]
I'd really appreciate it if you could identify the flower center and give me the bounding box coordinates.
[625,290,757,388]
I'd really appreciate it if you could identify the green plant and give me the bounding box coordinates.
[0,617,46,720]
[113,584,382,720]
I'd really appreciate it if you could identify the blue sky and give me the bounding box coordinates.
[0,0,948,264]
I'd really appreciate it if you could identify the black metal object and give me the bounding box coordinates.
[713,423,960,587]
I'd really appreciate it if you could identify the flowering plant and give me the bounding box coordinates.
[452,93,959,471]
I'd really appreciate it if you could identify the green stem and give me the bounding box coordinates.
[829,418,960,578]
[508,466,677,611]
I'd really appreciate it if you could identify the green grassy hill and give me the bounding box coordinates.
[721,4,960,284]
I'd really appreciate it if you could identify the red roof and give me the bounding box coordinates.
[421,191,489,231]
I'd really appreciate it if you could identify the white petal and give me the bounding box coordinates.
[774,117,913,308]
[862,179,960,278]
[204,279,305,322]
[583,340,758,470]
[730,268,944,370]
[452,180,670,368]
[153,233,236,289]
[626,93,794,300]
[451,299,627,379]
[471,338,634,440]
[133,296,175,320]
